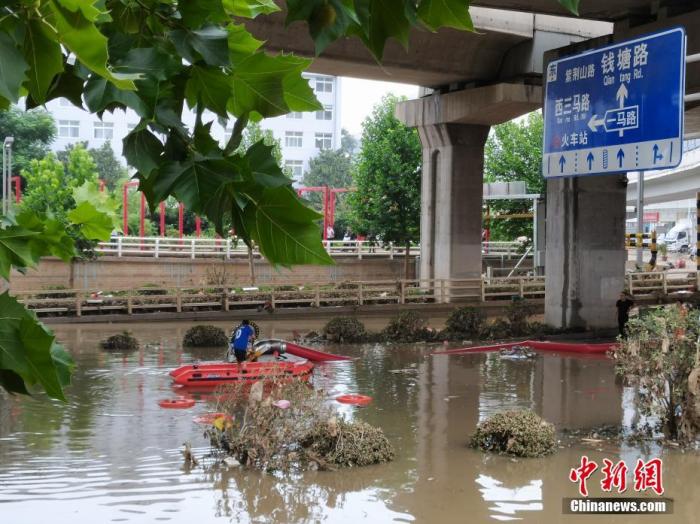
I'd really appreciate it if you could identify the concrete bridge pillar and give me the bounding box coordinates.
[544,175,627,329]
[396,83,542,299]
[417,124,489,283]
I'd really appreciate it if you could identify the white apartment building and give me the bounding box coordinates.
[45,74,342,184]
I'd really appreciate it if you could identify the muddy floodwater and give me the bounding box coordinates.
[1,320,699,523]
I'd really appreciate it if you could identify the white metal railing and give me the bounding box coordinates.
[96,236,527,260]
[96,236,419,259]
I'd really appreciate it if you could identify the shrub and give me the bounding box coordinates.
[183,325,228,347]
[485,318,511,340]
[506,300,536,336]
[383,311,429,341]
[101,331,139,350]
[444,307,486,339]
[470,410,556,457]
[613,304,700,442]
[323,317,367,343]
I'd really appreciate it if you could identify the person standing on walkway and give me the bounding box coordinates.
[616,292,634,338]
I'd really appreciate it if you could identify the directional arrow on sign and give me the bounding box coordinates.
[587,115,605,132]
[653,144,664,164]
[616,83,629,107]
[587,152,594,170]
[559,155,566,173]
[617,148,625,168]
[616,84,629,137]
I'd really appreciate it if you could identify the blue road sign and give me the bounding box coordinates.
[543,27,686,178]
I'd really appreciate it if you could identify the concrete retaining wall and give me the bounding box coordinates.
[9,256,416,292]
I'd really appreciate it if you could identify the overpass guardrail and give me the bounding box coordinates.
[95,237,526,260]
[16,276,545,318]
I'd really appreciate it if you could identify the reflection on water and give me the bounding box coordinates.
[475,475,543,522]
[1,320,699,523]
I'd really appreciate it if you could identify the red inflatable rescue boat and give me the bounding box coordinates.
[169,360,314,388]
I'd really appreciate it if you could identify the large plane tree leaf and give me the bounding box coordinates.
[223,0,280,18]
[0,226,40,279]
[286,0,358,55]
[0,32,29,104]
[185,66,231,118]
[123,129,164,176]
[67,201,114,240]
[243,186,334,266]
[229,53,321,118]
[417,0,474,31]
[47,0,137,90]
[23,18,64,104]
[71,181,121,234]
[558,0,580,15]
[0,292,74,401]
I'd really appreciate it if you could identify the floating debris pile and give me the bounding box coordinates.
[100,331,139,350]
[183,325,228,347]
[470,410,556,457]
[206,379,394,471]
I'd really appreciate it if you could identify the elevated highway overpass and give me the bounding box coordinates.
[626,142,700,206]
[247,1,700,330]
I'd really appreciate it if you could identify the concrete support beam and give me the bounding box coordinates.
[396,83,542,127]
[544,175,627,329]
[418,124,490,286]
[398,84,541,299]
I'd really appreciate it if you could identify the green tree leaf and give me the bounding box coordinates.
[0,225,39,279]
[0,292,73,401]
[286,0,358,55]
[0,32,29,103]
[15,210,76,262]
[115,47,182,82]
[152,158,231,213]
[229,53,320,118]
[67,201,114,240]
[169,26,230,67]
[23,19,64,104]
[227,24,264,62]
[0,369,30,395]
[417,0,474,31]
[123,129,164,176]
[351,0,414,59]
[47,0,136,90]
[223,0,280,18]
[243,186,334,266]
[558,0,580,15]
[84,75,148,116]
[185,66,231,118]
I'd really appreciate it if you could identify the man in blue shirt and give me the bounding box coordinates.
[230,320,255,371]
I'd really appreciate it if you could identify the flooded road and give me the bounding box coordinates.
[1,320,698,523]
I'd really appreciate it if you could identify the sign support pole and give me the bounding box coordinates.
[636,171,644,266]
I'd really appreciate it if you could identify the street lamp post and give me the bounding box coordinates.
[2,136,14,216]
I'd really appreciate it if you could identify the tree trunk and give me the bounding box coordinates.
[247,245,256,286]
[69,259,75,289]
[404,241,411,280]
